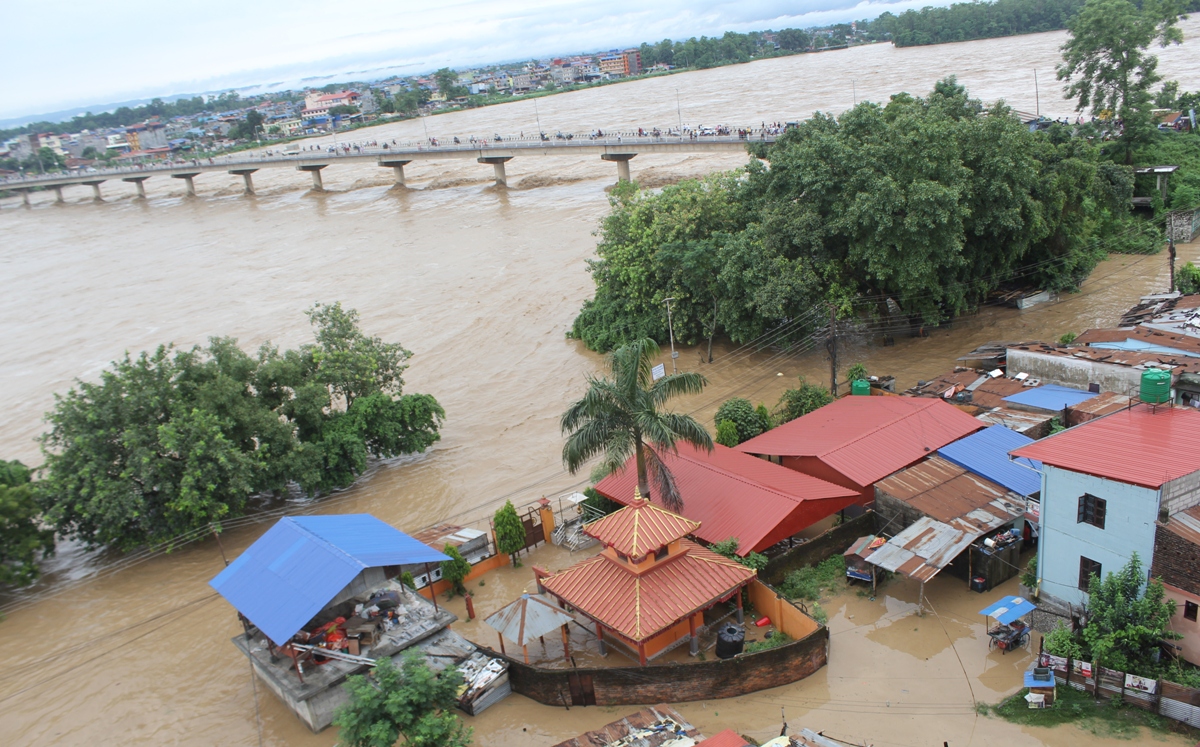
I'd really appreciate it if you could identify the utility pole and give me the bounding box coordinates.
[534,98,543,142]
[665,297,678,374]
[852,80,857,107]
[1169,226,1178,292]
[1034,69,1041,118]
[676,89,683,138]
[826,305,839,397]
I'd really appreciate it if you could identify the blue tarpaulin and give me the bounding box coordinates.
[209,514,449,645]
[980,595,1037,624]
[938,425,1042,497]
[1002,384,1097,412]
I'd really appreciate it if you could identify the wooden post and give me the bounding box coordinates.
[561,624,570,659]
[918,581,926,617]
[522,644,529,664]
[498,633,506,656]
[736,590,744,624]
[424,563,439,611]
[1066,656,1073,688]
[637,641,647,666]
[596,622,607,656]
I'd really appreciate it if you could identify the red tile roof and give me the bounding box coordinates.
[596,443,858,556]
[583,497,700,557]
[735,397,984,487]
[1012,405,1200,488]
[541,539,755,642]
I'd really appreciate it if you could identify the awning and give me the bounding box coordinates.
[864,516,987,583]
[484,593,576,647]
[980,595,1037,624]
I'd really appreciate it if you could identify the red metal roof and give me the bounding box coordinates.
[697,730,751,747]
[583,497,700,558]
[541,539,755,643]
[735,397,984,487]
[1012,405,1200,488]
[596,443,858,556]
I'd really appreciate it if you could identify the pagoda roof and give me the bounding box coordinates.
[583,495,700,557]
[541,539,754,643]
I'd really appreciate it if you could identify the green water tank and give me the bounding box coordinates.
[851,379,871,396]
[1140,368,1172,403]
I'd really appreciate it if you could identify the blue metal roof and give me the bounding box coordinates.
[209,514,449,645]
[938,425,1042,497]
[1003,383,1097,412]
[980,595,1037,624]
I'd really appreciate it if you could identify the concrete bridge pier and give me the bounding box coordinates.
[478,156,513,187]
[52,186,64,203]
[20,189,30,206]
[297,164,328,191]
[601,153,636,182]
[122,176,150,198]
[379,160,412,186]
[230,168,258,195]
[172,172,200,196]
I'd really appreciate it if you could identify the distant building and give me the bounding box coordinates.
[599,49,641,77]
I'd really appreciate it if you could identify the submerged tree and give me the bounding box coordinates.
[561,338,711,512]
[334,651,471,747]
[0,460,55,587]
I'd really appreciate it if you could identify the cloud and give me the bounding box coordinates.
[2,0,947,121]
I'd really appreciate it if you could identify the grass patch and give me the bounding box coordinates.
[778,556,845,601]
[982,684,1200,740]
[744,631,792,654]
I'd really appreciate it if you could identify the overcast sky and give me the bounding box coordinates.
[4,0,950,122]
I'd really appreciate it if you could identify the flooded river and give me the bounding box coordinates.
[3,22,1200,746]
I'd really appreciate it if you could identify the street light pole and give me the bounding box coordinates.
[675,89,683,139]
[664,297,678,374]
[534,98,543,143]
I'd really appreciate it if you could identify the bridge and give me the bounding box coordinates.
[1,135,773,203]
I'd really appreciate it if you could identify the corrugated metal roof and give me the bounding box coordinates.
[595,443,858,556]
[1012,405,1200,488]
[938,425,1042,497]
[876,456,1027,526]
[697,730,751,747]
[979,595,1037,625]
[209,515,449,645]
[735,397,983,487]
[975,405,1056,434]
[1164,505,1200,546]
[584,497,701,558]
[1003,383,1097,411]
[483,594,575,646]
[541,540,755,643]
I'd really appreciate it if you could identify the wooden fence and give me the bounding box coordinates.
[1038,652,1200,727]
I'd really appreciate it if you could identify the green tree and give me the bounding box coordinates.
[440,544,471,596]
[1082,552,1179,673]
[493,501,525,565]
[713,398,762,445]
[334,651,471,747]
[776,28,811,51]
[561,338,712,512]
[1057,0,1184,163]
[709,537,768,571]
[1177,262,1200,294]
[0,460,55,587]
[329,105,360,117]
[432,68,465,98]
[715,420,740,448]
[776,378,833,423]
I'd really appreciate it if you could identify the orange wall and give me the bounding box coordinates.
[747,579,819,640]
[418,553,511,600]
[643,612,704,658]
[1163,581,1200,665]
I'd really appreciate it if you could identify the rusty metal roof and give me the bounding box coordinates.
[483,593,576,647]
[1013,405,1200,488]
[975,405,1056,435]
[583,496,701,558]
[1161,504,1200,546]
[595,442,858,556]
[865,516,984,583]
[735,397,983,488]
[875,456,1027,526]
[551,705,701,747]
[541,540,755,643]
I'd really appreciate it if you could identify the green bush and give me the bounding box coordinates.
[1020,556,1038,589]
[1178,262,1200,295]
[715,420,740,448]
[581,487,618,516]
[779,556,845,600]
[776,378,833,424]
[440,544,471,596]
[714,398,762,444]
[744,630,792,653]
[810,603,828,625]
[709,537,768,571]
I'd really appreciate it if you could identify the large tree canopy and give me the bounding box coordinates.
[39,303,444,550]
[0,460,55,587]
[571,79,1143,352]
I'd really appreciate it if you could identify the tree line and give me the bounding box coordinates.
[569,77,1147,353]
[0,303,445,583]
[869,0,1088,47]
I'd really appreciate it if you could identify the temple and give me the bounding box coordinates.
[540,490,757,665]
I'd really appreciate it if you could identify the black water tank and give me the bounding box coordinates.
[971,576,987,593]
[715,624,745,659]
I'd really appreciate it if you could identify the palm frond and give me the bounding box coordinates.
[644,445,683,513]
[649,371,708,407]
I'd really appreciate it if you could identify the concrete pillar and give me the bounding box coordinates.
[297,164,328,191]
[90,183,102,201]
[689,615,699,656]
[595,622,607,657]
[380,160,411,186]
[230,169,258,195]
[601,153,636,182]
[477,156,513,187]
[133,180,146,198]
[52,186,64,203]
[21,190,30,206]
[171,173,200,196]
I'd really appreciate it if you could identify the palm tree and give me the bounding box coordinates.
[561,338,712,512]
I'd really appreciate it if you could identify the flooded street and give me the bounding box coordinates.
[3,20,1200,746]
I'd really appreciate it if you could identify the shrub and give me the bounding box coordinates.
[709,536,768,571]
[493,500,525,564]
[1020,556,1038,589]
[714,398,762,444]
[1178,262,1200,294]
[744,630,792,653]
[440,544,471,596]
[776,378,832,424]
[779,556,845,600]
[715,420,740,448]
[1058,332,1078,345]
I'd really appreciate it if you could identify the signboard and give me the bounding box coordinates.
[1125,673,1157,694]
[651,363,666,381]
[1040,653,1067,670]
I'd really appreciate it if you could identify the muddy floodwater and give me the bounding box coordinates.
[3,22,1200,747]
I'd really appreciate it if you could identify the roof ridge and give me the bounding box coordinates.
[284,516,366,569]
[817,398,937,458]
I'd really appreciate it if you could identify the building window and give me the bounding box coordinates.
[1186,601,1198,622]
[1079,557,1102,591]
[1077,494,1107,529]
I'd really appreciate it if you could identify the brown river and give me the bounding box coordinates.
[3,23,1200,747]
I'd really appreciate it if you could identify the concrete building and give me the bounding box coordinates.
[1013,405,1200,614]
[599,49,642,77]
